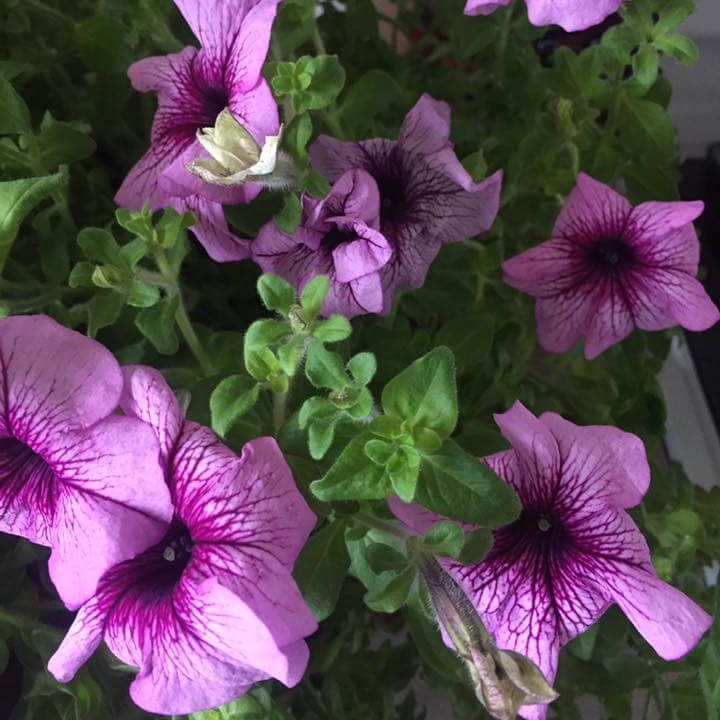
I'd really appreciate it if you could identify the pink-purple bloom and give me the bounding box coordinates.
[502,173,720,359]
[252,169,393,317]
[49,366,317,715]
[464,0,624,32]
[310,94,503,313]
[390,401,712,720]
[0,315,171,609]
[115,0,282,262]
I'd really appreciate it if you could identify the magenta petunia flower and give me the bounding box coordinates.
[390,401,712,720]
[49,366,317,715]
[252,169,393,317]
[464,0,624,32]
[115,0,282,262]
[502,173,719,359]
[310,94,503,312]
[0,315,171,609]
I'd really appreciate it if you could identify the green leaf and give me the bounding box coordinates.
[76,13,134,74]
[312,314,352,342]
[33,115,96,169]
[274,193,302,234]
[294,519,350,621]
[284,113,313,162]
[257,274,296,316]
[422,521,464,558]
[277,335,305,375]
[135,296,180,355]
[0,172,67,272]
[85,291,124,338]
[127,281,161,308]
[311,433,392,501]
[388,451,420,502]
[210,375,261,437]
[339,70,401,126]
[364,565,416,613]
[244,319,290,356]
[300,276,329,316]
[458,527,493,564]
[77,227,120,265]
[415,440,521,527]
[0,75,30,133]
[305,342,348,390]
[656,34,699,65]
[381,347,458,439]
[347,352,377,386]
[308,418,338,460]
[632,44,658,89]
[364,542,408,574]
[293,55,346,113]
[619,94,676,159]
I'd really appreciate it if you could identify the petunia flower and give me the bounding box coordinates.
[0,315,171,609]
[252,168,393,317]
[390,401,712,720]
[49,366,317,715]
[115,0,283,262]
[502,173,719,359]
[464,0,624,32]
[310,94,503,313]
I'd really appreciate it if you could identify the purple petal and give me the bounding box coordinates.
[537,413,650,509]
[553,173,632,246]
[115,48,202,210]
[173,0,282,91]
[492,402,561,506]
[346,274,385,315]
[464,0,512,16]
[170,195,252,262]
[398,94,452,158]
[332,224,392,282]
[524,0,624,31]
[582,277,635,359]
[535,292,588,355]
[45,415,172,609]
[120,365,184,465]
[309,135,369,183]
[308,169,382,230]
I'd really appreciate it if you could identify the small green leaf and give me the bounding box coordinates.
[347,352,377,386]
[294,519,350,622]
[458,527,493,564]
[364,565,416,613]
[415,440,521,527]
[364,543,408,574]
[257,274,296,316]
[388,451,420,502]
[364,438,394,466]
[0,75,30,133]
[311,433,392,501]
[77,227,121,265]
[210,375,261,437]
[127,281,161,308]
[313,314,352,342]
[300,276,329,316]
[656,34,699,65]
[619,94,676,159]
[305,342,348,390]
[277,335,305,375]
[274,193,302,234]
[85,291,124,338]
[135,296,180,355]
[308,419,337,460]
[284,112,313,162]
[423,521,464,558]
[381,347,458,439]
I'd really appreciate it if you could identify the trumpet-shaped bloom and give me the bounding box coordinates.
[115,0,282,262]
[502,173,719,359]
[49,366,317,715]
[0,315,171,609]
[390,401,712,720]
[310,94,502,313]
[252,169,393,317]
[464,0,624,32]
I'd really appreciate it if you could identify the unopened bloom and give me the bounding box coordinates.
[310,94,502,313]
[116,0,283,262]
[252,169,393,317]
[464,0,623,32]
[0,315,171,609]
[391,401,712,720]
[49,366,317,715]
[503,173,719,359]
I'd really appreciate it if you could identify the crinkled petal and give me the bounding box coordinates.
[308,169,381,229]
[554,173,631,245]
[171,195,251,262]
[525,0,624,31]
[332,225,392,282]
[0,315,122,446]
[120,365,183,464]
[47,415,172,608]
[464,0,512,16]
[492,402,560,505]
[115,48,202,210]
[538,412,650,509]
[309,135,370,183]
[174,0,282,91]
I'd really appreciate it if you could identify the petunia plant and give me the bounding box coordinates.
[0,1,718,719]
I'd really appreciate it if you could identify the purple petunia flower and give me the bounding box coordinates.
[49,366,317,715]
[390,401,712,720]
[0,315,171,609]
[252,169,393,317]
[464,0,624,32]
[502,173,720,359]
[310,94,503,312]
[115,0,283,262]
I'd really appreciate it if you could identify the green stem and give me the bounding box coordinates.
[354,511,408,540]
[273,387,289,434]
[312,24,328,56]
[153,247,214,376]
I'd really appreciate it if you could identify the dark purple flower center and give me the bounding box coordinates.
[161,518,194,572]
[505,507,572,555]
[0,437,58,519]
[322,226,355,250]
[589,237,635,272]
